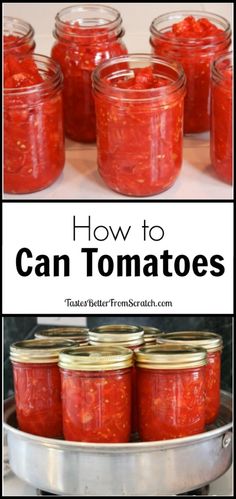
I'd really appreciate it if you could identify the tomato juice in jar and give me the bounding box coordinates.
[89,325,144,434]
[142,326,162,345]
[35,326,89,344]
[51,4,127,143]
[4,54,65,194]
[211,52,233,184]
[93,54,186,196]
[4,16,35,85]
[59,346,133,443]
[156,331,223,424]
[150,11,231,133]
[135,344,207,441]
[10,339,75,438]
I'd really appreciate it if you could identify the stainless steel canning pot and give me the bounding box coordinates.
[4,391,232,496]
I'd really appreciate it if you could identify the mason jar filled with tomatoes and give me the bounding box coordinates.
[10,339,75,437]
[157,331,223,424]
[51,4,127,143]
[4,54,65,194]
[4,16,35,86]
[59,345,133,443]
[93,54,186,196]
[150,11,231,133]
[211,52,233,184]
[35,326,89,344]
[89,324,144,434]
[135,343,207,440]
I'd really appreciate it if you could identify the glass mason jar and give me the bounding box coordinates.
[89,325,144,434]
[51,4,127,143]
[35,326,89,344]
[142,326,162,345]
[4,54,65,194]
[4,16,35,84]
[10,339,75,438]
[59,345,133,442]
[93,54,186,196]
[150,11,231,133]
[156,331,223,424]
[135,344,207,441]
[211,52,233,184]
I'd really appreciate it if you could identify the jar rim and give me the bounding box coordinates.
[10,339,76,364]
[135,343,207,369]
[150,10,231,45]
[157,331,223,353]
[35,327,89,340]
[59,345,133,371]
[4,16,35,48]
[4,53,63,97]
[55,3,123,39]
[92,53,186,102]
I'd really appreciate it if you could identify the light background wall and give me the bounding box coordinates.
[4,2,233,54]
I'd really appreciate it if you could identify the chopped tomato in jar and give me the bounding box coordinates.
[211,53,232,184]
[61,368,132,443]
[4,17,36,84]
[51,5,127,142]
[137,366,206,440]
[205,350,221,424]
[150,12,231,133]
[4,54,65,194]
[12,361,63,438]
[93,55,186,196]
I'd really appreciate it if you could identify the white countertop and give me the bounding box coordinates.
[4,133,233,201]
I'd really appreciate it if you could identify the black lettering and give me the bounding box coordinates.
[81,248,98,276]
[160,250,173,276]
[192,255,208,276]
[143,255,158,276]
[16,247,33,276]
[210,255,225,276]
[117,255,140,276]
[174,255,190,276]
[98,255,114,276]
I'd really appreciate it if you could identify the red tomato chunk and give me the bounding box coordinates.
[211,65,232,184]
[205,351,221,424]
[61,368,132,443]
[137,367,206,440]
[12,361,63,438]
[151,15,231,133]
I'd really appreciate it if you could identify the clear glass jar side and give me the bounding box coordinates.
[150,11,231,133]
[137,366,206,440]
[4,54,65,194]
[51,4,127,143]
[12,361,63,438]
[93,54,186,196]
[210,52,233,184]
[60,367,132,442]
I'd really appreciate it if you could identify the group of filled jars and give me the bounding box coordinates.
[10,325,223,443]
[4,5,233,196]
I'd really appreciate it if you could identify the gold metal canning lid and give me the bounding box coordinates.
[10,339,76,364]
[142,326,162,344]
[157,331,223,353]
[34,327,89,343]
[59,345,133,371]
[135,344,207,369]
[88,324,144,346]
